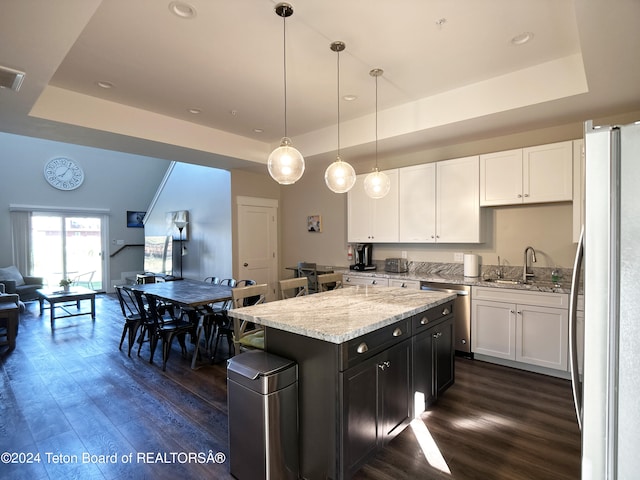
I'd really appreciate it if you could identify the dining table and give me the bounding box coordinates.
[126,278,232,368]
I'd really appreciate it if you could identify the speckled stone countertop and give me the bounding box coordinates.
[227,286,456,344]
[338,262,575,294]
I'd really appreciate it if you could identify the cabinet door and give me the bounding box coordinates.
[370,169,399,242]
[434,317,455,398]
[522,141,573,203]
[399,164,436,242]
[471,299,516,359]
[413,328,435,410]
[341,359,378,476]
[479,149,523,206]
[516,304,568,370]
[379,340,412,442]
[436,156,481,243]
[347,175,372,242]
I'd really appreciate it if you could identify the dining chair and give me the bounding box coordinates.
[203,276,221,284]
[230,283,268,355]
[72,271,95,290]
[204,278,237,353]
[297,262,318,293]
[115,286,142,357]
[317,273,344,292]
[279,277,309,299]
[135,291,194,371]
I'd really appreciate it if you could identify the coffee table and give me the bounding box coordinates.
[36,286,96,327]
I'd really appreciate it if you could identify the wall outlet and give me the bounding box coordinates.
[401,251,407,259]
[454,252,464,262]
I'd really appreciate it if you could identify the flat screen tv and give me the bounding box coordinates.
[143,235,173,276]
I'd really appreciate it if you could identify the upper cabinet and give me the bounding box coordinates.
[398,157,481,243]
[480,141,573,206]
[436,156,481,243]
[398,163,436,242]
[347,169,399,243]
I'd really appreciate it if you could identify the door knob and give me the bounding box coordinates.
[243,263,248,267]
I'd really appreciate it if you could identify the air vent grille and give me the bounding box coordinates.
[0,66,25,91]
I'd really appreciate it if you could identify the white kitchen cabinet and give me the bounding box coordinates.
[343,274,389,287]
[436,156,481,243]
[347,170,399,243]
[471,287,568,371]
[480,141,573,206]
[572,138,585,243]
[398,163,436,242]
[388,279,420,289]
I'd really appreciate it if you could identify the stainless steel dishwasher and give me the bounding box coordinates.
[420,281,472,356]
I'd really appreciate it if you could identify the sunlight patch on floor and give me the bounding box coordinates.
[410,418,452,476]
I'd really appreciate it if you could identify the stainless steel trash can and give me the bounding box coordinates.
[227,350,298,480]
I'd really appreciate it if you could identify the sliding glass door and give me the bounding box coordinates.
[31,213,104,291]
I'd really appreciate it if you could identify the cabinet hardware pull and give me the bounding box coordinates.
[420,316,429,325]
[433,332,442,339]
[510,310,515,314]
[372,280,377,285]
[517,311,522,315]
[378,361,390,371]
[442,307,450,315]
[517,194,522,198]
[356,342,368,354]
[392,328,403,337]
[524,194,529,197]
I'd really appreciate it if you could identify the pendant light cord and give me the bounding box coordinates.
[337,48,341,157]
[282,13,288,138]
[375,72,379,170]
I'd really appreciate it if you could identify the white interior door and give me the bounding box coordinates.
[237,197,278,301]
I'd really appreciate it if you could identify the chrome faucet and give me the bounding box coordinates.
[523,246,537,283]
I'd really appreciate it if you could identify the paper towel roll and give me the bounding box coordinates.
[464,254,479,277]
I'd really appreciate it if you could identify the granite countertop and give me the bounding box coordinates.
[227,286,456,344]
[338,268,572,294]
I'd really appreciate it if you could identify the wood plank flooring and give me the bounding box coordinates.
[0,294,581,479]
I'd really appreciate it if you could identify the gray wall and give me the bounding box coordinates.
[143,162,232,281]
[0,132,170,287]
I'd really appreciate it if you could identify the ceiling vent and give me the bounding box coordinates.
[0,66,25,91]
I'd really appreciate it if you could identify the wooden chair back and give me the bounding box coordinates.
[231,283,268,354]
[279,277,309,299]
[318,273,344,292]
[297,262,318,292]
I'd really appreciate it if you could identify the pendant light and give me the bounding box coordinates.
[268,3,305,185]
[325,41,356,193]
[364,68,390,199]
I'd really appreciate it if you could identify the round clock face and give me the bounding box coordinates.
[44,157,85,191]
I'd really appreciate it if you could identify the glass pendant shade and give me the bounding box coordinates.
[325,156,356,193]
[268,136,305,185]
[364,169,390,199]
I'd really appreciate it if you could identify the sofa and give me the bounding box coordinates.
[0,265,44,302]
[0,283,21,350]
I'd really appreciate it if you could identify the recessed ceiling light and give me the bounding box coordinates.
[511,32,534,46]
[187,108,201,114]
[169,1,196,19]
[253,128,264,133]
[343,94,357,101]
[96,81,114,89]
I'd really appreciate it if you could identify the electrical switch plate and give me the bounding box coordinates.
[454,252,464,262]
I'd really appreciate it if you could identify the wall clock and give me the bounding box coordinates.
[43,157,85,191]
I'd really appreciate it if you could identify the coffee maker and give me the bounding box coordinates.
[350,243,376,271]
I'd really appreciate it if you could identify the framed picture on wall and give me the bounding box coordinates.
[307,214,322,233]
[127,211,146,228]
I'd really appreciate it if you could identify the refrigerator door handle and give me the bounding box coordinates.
[569,225,584,431]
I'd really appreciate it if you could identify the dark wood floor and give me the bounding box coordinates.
[0,294,581,480]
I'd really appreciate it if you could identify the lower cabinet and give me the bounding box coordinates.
[471,287,568,371]
[341,339,412,477]
[413,310,455,410]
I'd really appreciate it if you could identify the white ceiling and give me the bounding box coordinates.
[1,0,639,172]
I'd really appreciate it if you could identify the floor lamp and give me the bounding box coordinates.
[174,220,187,279]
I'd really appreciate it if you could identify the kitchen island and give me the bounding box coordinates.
[228,285,456,480]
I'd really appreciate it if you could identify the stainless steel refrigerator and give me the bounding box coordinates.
[569,120,640,479]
